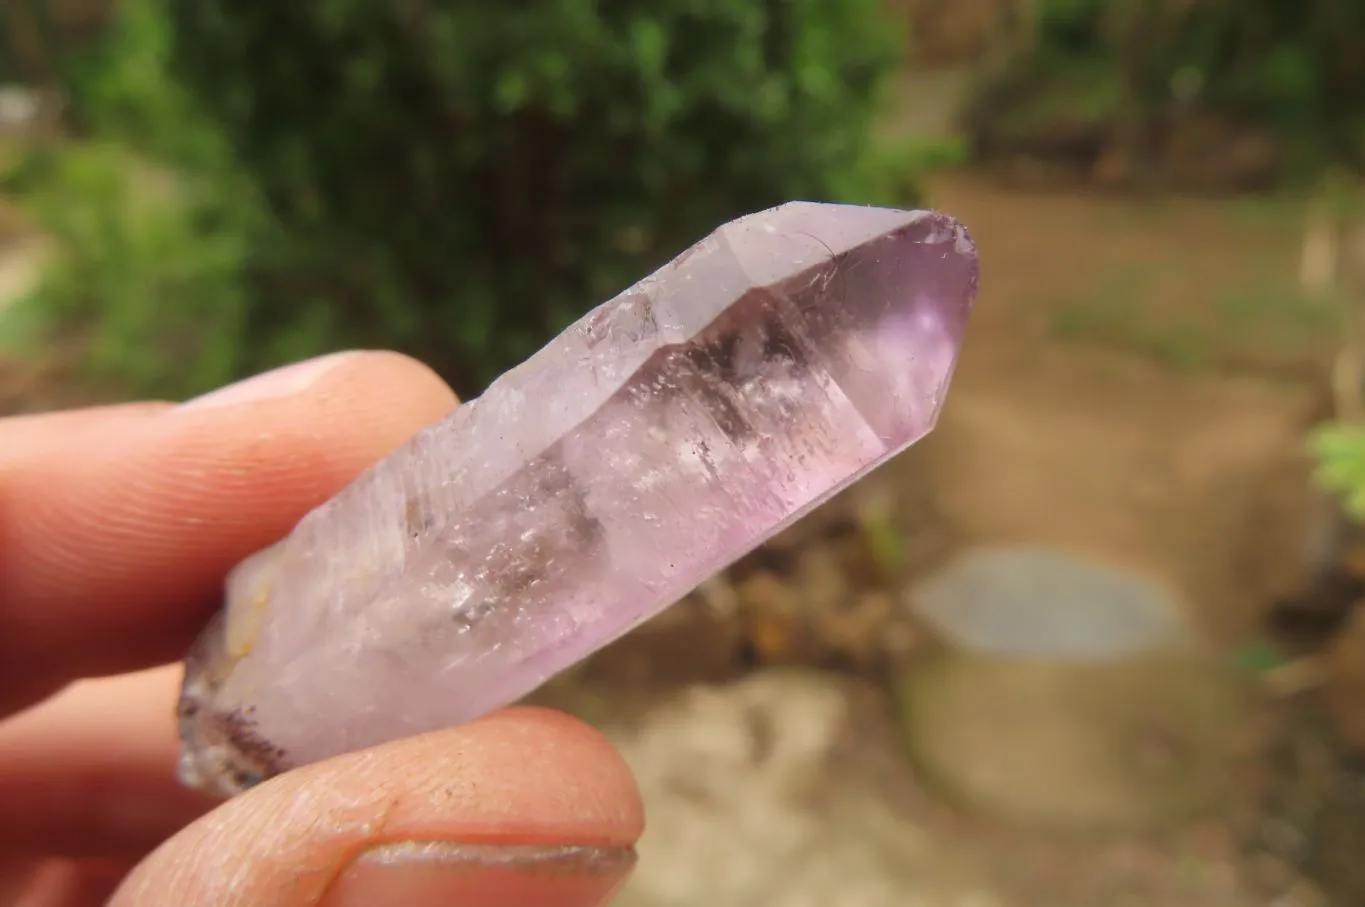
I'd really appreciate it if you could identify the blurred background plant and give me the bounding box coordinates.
[962,0,1365,189]
[2,0,923,399]
[1312,423,1365,520]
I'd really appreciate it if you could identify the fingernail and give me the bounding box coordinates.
[320,842,635,907]
[177,352,359,411]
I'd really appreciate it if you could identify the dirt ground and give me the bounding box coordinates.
[900,172,1361,906]
[919,172,1335,641]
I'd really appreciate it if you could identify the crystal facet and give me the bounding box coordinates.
[177,202,979,796]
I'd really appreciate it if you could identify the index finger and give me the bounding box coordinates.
[0,351,458,713]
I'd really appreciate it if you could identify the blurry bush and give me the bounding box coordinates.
[1,0,265,398]
[1313,422,1365,522]
[962,0,1365,189]
[3,141,258,395]
[6,0,921,400]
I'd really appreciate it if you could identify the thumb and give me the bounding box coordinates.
[111,708,643,907]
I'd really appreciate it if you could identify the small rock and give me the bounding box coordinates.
[909,546,1192,658]
[736,570,810,664]
[734,543,920,668]
[692,575,741,621]
[816,590,901,665]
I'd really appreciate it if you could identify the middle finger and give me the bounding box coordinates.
[0,666,216,862]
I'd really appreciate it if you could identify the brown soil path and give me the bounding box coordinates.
[912,172,1336,644]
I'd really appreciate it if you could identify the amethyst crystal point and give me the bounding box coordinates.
[177,202,979,796]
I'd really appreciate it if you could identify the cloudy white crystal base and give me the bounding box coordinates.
[177,201,980,797]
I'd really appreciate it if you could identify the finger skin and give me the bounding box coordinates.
[0,351,459,712]
[111,708,646,907]
[0,666,217,861]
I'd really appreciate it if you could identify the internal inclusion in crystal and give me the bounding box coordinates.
[177,202,979,796]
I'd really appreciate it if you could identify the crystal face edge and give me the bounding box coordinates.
[176,201,980,797]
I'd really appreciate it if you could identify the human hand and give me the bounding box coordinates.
[0,351,643,907]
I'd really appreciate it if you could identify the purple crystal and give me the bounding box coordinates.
[177,202,979,795]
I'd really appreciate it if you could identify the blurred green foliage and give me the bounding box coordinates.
[2,0,266,395]
[966,0,1365,178]
[6,0,920,399]
[1312,423,1365,522]
[4,141,258,393]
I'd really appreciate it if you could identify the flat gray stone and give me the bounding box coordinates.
[908,546,1192,658]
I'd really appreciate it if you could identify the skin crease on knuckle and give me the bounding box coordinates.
[110,711,643,906]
